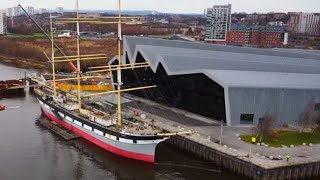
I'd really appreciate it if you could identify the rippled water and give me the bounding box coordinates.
[0,64,245,180]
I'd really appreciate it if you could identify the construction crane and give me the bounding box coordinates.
[18,4,78,72]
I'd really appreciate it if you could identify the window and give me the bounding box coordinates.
[258,118,264,125]
[240,114,254,124]
[314,103,320,111]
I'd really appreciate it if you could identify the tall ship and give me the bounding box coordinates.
[30,0,191,163]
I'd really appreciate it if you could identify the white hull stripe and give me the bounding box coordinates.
[38,98,165,146]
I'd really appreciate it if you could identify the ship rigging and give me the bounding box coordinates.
[28,0,192,163]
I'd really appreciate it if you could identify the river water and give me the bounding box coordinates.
[0,64,245,180]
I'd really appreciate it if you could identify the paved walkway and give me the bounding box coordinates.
[124,95,320,169]
[195,126,320,168]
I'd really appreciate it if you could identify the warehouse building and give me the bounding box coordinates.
[110,36,320,126]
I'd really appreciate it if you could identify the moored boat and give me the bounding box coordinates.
[0,105,5,111]
[37,94,167,162]
[31,0,192,163]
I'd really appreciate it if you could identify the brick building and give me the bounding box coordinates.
[288,12,320,36]
[227,26,250,45]
[272,13,287,20]
[260,29,284,47]
[227,25,288,47]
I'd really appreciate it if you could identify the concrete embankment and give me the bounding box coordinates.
[169,136,320,180]
[126,96,320,180]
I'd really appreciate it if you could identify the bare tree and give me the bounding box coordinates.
[257,112,275,142]
[299,99,320,133]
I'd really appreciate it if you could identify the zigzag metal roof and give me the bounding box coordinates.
[115,36,320,90]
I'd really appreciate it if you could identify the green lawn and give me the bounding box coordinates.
[6,33,28,37]
[32,33,46,38]
[241,128,320,147]
[6,33,45,38]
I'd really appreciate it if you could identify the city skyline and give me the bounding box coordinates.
[2,0,320,14]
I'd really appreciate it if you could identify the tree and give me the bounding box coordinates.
[299,100,320,133]
[256,112,275,142]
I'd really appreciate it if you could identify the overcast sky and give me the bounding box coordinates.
[3,0,320,14]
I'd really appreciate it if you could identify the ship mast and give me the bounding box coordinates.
[54,0,157,130]
[76,0,82,111]
[50,13,57,97]
[117,0,123,129]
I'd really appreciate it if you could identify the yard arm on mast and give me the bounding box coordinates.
[18,4,78,72]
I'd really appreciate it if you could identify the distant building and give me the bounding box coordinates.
[26,7,35,16]
[205,4,232,42]
[38,8,48,15]
[0,10,7,35]
[56,7,64,14]
[80,13,101,18]
[227,25,288,47]
[288,13,300,34]
[158,19,169,24]
[288,12,320,36]
[268,21,285,26]
[258,14,267,20]
[6,8,12,17]
[12,6,22,17]
[246,14,258,21]
[227,25,251,45]
[6,7,24,17]
[244,13,287,24]
[272,13,287,20]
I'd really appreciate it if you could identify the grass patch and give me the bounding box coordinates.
[241,128,320,147]
[6,33,29,37]
[6,33,45,38]
[32,33,46,38]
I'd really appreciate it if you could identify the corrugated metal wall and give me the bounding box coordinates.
[228,87,320,125]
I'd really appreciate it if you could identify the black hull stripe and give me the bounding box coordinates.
[39,97,164,141]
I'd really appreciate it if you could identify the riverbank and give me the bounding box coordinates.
[0,37,117,71]
[0,54,48,70]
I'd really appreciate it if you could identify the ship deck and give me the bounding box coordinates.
[36,87,163,136]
